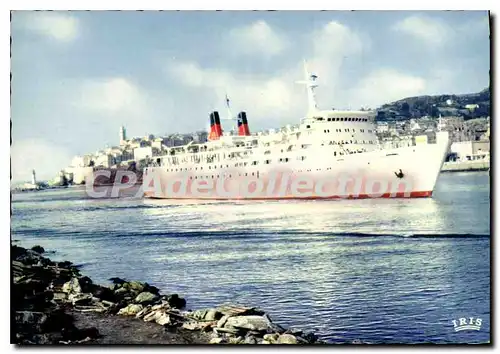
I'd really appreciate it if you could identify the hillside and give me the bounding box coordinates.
[376,87,490,121]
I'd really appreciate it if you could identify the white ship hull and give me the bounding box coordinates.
[143,134,449,200]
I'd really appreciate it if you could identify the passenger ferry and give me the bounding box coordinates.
[143,62,450,200]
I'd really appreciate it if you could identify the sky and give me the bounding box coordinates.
[10,10,490,182]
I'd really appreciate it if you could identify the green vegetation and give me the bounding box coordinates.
[376,87,490,121]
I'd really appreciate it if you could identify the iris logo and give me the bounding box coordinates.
[452,317,482,332]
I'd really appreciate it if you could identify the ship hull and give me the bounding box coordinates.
[143,136,449,200]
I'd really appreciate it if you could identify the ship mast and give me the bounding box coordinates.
[224,93,238,135]
[296,59,319,117]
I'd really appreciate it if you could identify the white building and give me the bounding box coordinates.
[133,146,153,161]
[95,154,113,168]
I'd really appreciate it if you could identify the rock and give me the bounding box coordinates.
[52,292,67,302]
[117,304,144,316]
[164,294,186,309]
[114,287,129,297]
[125,281,145,292]
[62,278,82,295]
[261,340,271,344]
[217,315,230,329]
[31,245,45,254]
[229,336,243,344]
[78,276,93,293]
[135,292,159,305]
[302,332,318,343]
[135,305,152,319]
[277,334,298,344]
[213,326,241,335]
[209,337,224,344]
[189,308,221,321]
[224,315,271,332]
[152,303,167,311]
[243,336,257,344]
[109,277,127,285]
[92,286,115,302]
[205,309,223,321]
[68,293,93,306]
[155,313,171,326]
[143,310,164,323]
[263,333,279,343]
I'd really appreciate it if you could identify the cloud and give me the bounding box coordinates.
[228,20,289,56]
[165,20,370,125]
[20,11,80,42]
[75,78,146,115]
[71,77,177,139]
[312,21,364,58]
[348,69,427,108]
[166,60,305,126]
[11,139,73,183]
[392,15,450,46]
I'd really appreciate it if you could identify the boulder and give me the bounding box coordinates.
[62,278,82,295]
[261,340,271,344]
[31,245,45,254]
[263,333,279,343]
[92,286,115,302]
[189,308,222,321]
[164,294,186,309]
[277,334,298,344]
[243,336,257,344]
[209,337,224,344]
[124,281,145,292]
[143,310,163,323]
[135,305,153,319]
[134,292,159,305]
[217,315,230,329]
[78,276,94,293]
[68,293,93,306]
[108,277,127,285]
[117,304,143,316]
[224,315,271,332]
[155,313,171,326]
[205,309,223,321]
[229,336,243,344]
[114,287,129,297]
[52,292,67,302]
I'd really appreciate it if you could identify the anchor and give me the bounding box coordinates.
[394,169,404,179]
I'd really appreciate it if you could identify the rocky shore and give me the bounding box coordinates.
[12,244,322,345]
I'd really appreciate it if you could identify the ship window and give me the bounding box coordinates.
[306,125,311,129]
[252,161,258,165]
[353,129,355,132]
[252,172,255,176]
[285,158,289,162]
[327,118,331,121]
[350,140,353,144]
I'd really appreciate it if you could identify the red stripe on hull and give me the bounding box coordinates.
[144,190,433,200]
